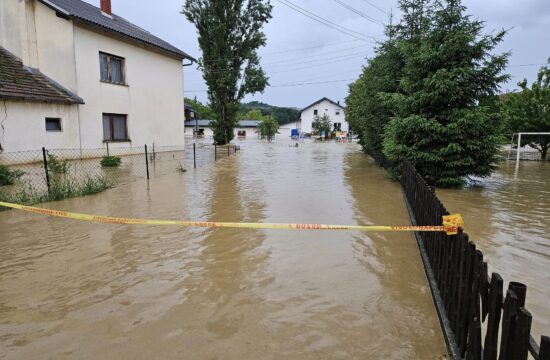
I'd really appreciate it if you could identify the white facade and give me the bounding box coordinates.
[0,0,188,154]
[298,98,347,134]
[0,101,81,151]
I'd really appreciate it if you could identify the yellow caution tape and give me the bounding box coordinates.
[0,201,463,235]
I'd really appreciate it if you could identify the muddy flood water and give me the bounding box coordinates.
[437,161,550,342]
[0,141,447,359]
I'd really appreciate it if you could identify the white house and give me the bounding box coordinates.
[0,0,195,156]
[184,120,261,139]
[293,97,348,135]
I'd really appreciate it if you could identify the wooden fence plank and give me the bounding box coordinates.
[499,289,519,360]
[539,336,550,360]
[483,273,503,360]
[510,308,532,360]
[400,161,547,360]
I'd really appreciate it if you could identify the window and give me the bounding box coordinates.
[45,118,62,132]
[99,52,125,84]
[335,110,340,116]
[334,123,342,131]
[313,109,318,115]
[103,114,128,141]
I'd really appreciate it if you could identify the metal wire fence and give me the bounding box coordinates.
[0,140,238,204]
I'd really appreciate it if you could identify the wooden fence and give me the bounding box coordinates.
[401,161,550,360]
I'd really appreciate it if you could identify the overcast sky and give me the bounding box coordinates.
[84,0,549,108]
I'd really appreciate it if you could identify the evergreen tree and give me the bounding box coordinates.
[502,60,550,161]
[183,0,272,144]
[383,0,509,187]
[346,20,403,159]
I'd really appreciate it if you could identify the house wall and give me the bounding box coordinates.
[278,121,300,138]
[33,1,78,92]
[0,0,39,67]
[72,25,185,149]
[0,100,80,156]
[299,99,347,134]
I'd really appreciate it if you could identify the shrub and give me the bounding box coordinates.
[0,165,25,186]
[100,156,122,167]
[47,153,69,174]
[0,175,110,205]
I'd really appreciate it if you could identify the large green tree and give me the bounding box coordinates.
[502,61,550,161]
[383,0,509,187]
[346,21,403,160]
[183,0,272,144]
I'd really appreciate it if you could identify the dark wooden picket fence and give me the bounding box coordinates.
[400,161,550,360]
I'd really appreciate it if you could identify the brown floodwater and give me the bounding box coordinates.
[0,140,447,359]
[437,161,550,342]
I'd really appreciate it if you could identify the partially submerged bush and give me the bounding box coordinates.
[0,165,25,186]
[0,175,110,205]
[47,153,69,174]
[100,156,122,167]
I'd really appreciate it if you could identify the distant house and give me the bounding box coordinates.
[184,120,261,138]
[0,0,195,155]
[289,97,348,135]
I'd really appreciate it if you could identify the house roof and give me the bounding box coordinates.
[300,97,344,113]
[39,0,196,62]
[0,46,84,104]
[184,120,261,128]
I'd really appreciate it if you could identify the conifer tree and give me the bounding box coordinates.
[383,0,509,186]
[346,19,403,160]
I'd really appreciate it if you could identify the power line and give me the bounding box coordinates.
[270,78,356,87]
[185,52,366,76]
[184,77,357,93]
[274,0,377,42]
[264,47,369,66]
[260,39,362,56]
[193,39,369,65]
[270,55,365,74]
[359,0,390,16]
[331,0,385,26]
[507,63,547,68]
[186,68,362,85]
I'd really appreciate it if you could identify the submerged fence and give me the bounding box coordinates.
[0,141,238,204]
[401,161,549,360]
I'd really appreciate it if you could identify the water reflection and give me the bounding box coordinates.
[437,160,550,340]
[344,152,446,358]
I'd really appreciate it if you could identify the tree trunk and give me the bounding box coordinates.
[541,146,549,161]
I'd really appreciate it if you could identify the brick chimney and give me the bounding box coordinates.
[100,0,111,15]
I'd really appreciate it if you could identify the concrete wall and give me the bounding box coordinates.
[299,99,347,134]
[0,100,80,155]
[73,25,186,150]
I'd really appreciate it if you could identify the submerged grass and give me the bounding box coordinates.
[0,175,110,207]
